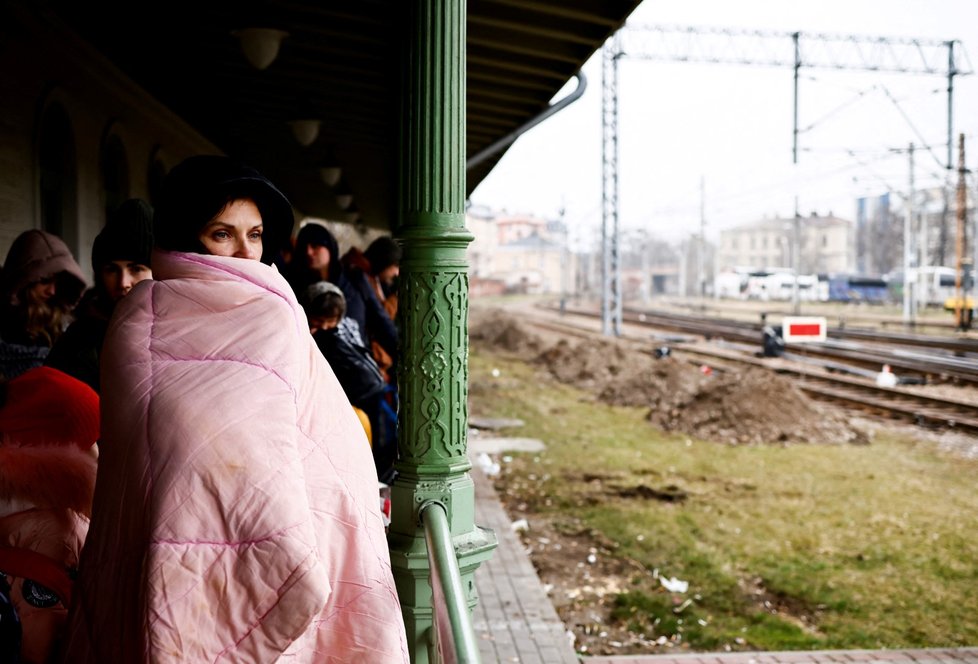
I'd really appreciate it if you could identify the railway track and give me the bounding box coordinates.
[551,304,978,385]
[628,304,978,354]
[518,306,978,435]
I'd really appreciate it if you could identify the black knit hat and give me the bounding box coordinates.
[153,155,294,265]
[92,199,154,272]
[363,236,401,274]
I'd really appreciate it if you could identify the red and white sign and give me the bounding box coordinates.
[782,316,827,343]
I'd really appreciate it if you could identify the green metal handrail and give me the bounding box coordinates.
[421,501,481,664]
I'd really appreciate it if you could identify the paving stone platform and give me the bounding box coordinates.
[471,455,579,664]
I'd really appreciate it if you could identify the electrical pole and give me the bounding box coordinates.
[954,133,968,329]
[791,31,802,315]
[903,143,915,325]
[559,205,569,312]
[920,180,929,297]
[641,230,651,303]
[698,175,706,299]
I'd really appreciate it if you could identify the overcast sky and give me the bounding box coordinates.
[469,0,978,248]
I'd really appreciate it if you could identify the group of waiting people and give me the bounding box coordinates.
[288,222,403,484]
[0,156,409,662]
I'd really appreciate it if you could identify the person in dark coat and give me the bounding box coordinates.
[288,224,398,365]
[351,236,400,309]
[286,222,342,294]
[46,199,154,391]
[341,236,400,371]
[0,230,86,379]
[301,281,394,480]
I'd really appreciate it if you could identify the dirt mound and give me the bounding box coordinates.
[647,366,865,445]
[474,310,864,446]
[535,337,706,408]
[469,308,543,356]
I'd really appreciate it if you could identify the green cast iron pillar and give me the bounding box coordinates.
[388,0,497,662]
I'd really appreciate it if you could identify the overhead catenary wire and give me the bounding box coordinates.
[799,85,877,134]
[879,84,948,171]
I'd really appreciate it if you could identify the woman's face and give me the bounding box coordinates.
[305,242,331,270]
[198,199,263,260]
[29,276,57,303]
[100,261,152,302]
[377,264,399,286]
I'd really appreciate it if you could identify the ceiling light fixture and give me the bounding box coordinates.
[233,28,289,71]
[320,166,342,187]
[336,192,354,210]
[289,119,321,147]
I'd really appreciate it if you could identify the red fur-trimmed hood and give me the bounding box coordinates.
[0,440,98,516]
[0,367,99,449]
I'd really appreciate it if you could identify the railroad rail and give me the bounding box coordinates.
[548,303,978,386]
[625,304,978,354]
[518,306,978,435]
[655,297,964,333]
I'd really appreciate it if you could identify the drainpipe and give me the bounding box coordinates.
[466,71,588,170]
[389,1,497,662]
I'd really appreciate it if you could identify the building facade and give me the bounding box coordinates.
[465,211,573,294]
[718,214,855,275]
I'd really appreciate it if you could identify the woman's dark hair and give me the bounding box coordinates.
[363,236,401,275]
[153,156,294,265]
[293,223,341,284]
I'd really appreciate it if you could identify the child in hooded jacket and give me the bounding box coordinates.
[0,366,99,663]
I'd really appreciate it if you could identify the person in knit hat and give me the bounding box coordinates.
[0,366,100,663]
[0,230,87,379]
[89,198,154,302]
[45,199,154,392]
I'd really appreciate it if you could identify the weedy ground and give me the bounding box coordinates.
[469,347,978,656]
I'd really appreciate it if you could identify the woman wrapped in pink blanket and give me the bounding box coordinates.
[62,156,408,663]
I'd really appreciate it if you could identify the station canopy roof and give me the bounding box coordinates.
[49,0,642,229]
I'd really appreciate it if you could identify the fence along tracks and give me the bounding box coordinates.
[517,304,978,435]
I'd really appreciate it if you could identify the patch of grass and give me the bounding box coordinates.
[745,612,823,650]
[469,348,978,650]
[611,591,711,645]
